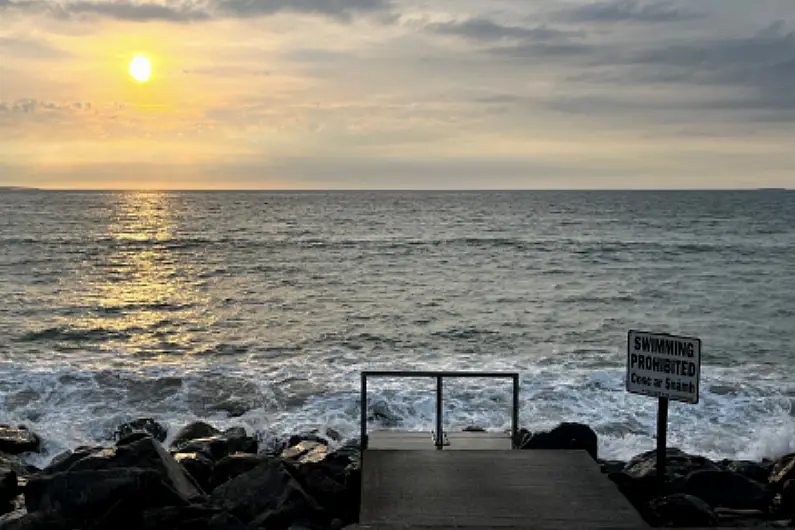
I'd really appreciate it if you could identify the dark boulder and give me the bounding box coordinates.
[0,427,40,455]
[116,431,154,446]
[114,418,167,443]
[281,441,329,464]
[519,422,598,460]
[771,454,795,490]
[40,437,203,502]
[172,428,257,462]
[210,459,321,524]
[1,458,19,516]
[675,469,772,510]
[209,453,264,492]
[175,438,230,461]
[649,493,719,527]
[287,428,343,449]
[367,401,400,427]
[284,444,361,525]
[0,510,76,530]
[41,446,104,476]
[174,452,214,493]
[624,448,721,481]
[170,422,221,449]
[775,480,795,517]
[609,471,670,522]
[288,433,329,448]
[463,426,486,432]
[721,459,772,484]
[142,505,248,530]
[600,460,627,474]
[24,468,188,518]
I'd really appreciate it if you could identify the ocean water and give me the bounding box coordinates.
[1,190,794,466]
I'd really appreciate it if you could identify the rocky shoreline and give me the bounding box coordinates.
[1,421,794,529]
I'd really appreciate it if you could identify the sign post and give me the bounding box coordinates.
[627,330,701,484]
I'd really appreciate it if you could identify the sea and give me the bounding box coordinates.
[1,190,794,467]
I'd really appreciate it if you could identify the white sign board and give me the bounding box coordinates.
[626,330,701,404]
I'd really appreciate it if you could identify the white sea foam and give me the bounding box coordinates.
[2,352,793,468]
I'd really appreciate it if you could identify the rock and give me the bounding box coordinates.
[170,421,221,449]
[209,399,250,418]
[285,445,361,525]
[114,418,167,443]
[609,471,669,521]
[41,437,203,501]
[118,431,157,447]
[281,441,329,464]
[776,480,795,517]
[714,507,773,527]
[463,426,486,432]
[676,470,772,510]
[142,505,248,530]
[368,402,399,427]
[519,422,598,460]
[209,453,264,492]
[600,460,627,474]
[172,428,257,462]
[722,460,772,484]
[624,448,721,481]
[649,493,719,527]
[176,438,230,461]
[513,428,532,448]
[771,454,795,490]
[40,446,104,476]
[223,427,247,439]
[0,427,40,455]
[25,468,188,519]
[0,509,76,530]
[210,459,321,524]
[174,452,214,493]
[288,433,329,448]
[0,474,17,517]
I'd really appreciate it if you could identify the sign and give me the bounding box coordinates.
[626,330,701,404]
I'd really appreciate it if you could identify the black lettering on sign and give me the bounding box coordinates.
[630,353,638,368]
[654,378,662,388]
[637,335,696,358]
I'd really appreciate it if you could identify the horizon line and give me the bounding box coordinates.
[2,187,792,192]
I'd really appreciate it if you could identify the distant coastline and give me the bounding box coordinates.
[0,186,39,191]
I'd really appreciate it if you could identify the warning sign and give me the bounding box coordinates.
[626,330,701,404]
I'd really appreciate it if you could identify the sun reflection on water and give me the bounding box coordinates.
[68,192,214,364]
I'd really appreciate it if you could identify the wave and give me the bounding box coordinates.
[16,326,132,343]
[1,354,793,468]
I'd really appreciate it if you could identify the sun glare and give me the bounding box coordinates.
[129,56,151,83]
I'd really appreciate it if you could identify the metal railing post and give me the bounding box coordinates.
[512,374,520,449]
[436,375,443,449]
[360,373,368,450]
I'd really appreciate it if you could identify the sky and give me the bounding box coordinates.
[1,0,794,190]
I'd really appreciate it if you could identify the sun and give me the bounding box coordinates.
[129,56,151,83]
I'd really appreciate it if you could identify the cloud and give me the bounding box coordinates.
[0,99,94,114]
[0,0,392,22]
[488,41,595,60]
[425,18,577,42]
[558,0,704,24]
[590,21,795,113]
[0,36,70,58]
[215,0,390,20]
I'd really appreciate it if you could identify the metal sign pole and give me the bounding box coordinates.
[656,397,668,485]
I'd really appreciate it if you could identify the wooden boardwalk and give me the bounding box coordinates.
[359,441,649,529]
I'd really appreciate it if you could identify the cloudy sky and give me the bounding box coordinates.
[1,0,794,189]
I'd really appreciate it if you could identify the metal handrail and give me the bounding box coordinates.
[360,370,521,450]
